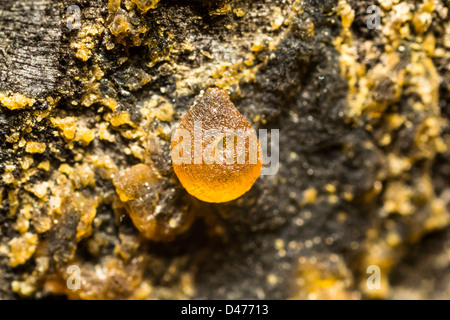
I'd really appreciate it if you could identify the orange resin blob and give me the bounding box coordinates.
[171,88,263,203]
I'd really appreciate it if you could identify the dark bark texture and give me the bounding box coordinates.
[0,0,449,299]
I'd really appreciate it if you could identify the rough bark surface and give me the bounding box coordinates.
[0,0,449,299]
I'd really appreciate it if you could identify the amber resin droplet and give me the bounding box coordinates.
[171,88,263,203]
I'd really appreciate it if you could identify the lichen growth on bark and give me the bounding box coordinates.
[0,0,449,299]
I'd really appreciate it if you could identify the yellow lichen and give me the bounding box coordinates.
[51,117,77,140]
[154,101,174,122]
[30,181,50,200]
[59,163,96,189]
[210,3,232,16]
[98,123,116,142]
[109,111,134,127]
[21,155,34,170]
[300,188,317,206]
[413,0,435,35]
[71,22,105,61]
[74,192,99,241]
[2,172,15,185]
[81,82,118,110]
[15,204,33,234]
[114,164,158,202]
[0,92,35,110]
[108,0,121,13]
[291,254,357,300]
[25,141,46,154]
[337,0,354,29]
[11,257,49,297]
[109,9,131,36]
[51,116,96,145]
[270,7,285,31]
[38,161,50,171]
[8,190,19,216]
[131,0,159,13]
[233,8,245,17]
[8,232,38,267]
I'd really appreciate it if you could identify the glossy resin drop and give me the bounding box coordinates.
[171,88,262,203]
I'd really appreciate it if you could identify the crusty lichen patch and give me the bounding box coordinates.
[335,0,450,299]
[131,0,159,13]
[8,232,38,268]
[291,254,359,300]
[0,92,35,110]
[71,21,105,61]
[25,141,47,154]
